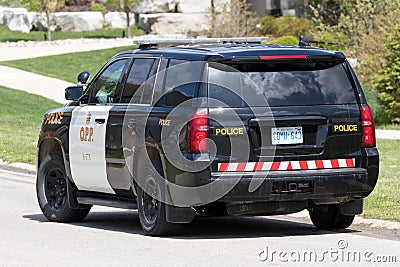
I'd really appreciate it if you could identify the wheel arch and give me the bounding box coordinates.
[37,137,70,177]
[131,142,165,194]
[37,137,88,209]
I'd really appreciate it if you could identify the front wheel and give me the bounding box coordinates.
[137,160,182,236]
[36,152,91,222]
[308,204,355,229]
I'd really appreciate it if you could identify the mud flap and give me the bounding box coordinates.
[339,199,363,215]
[166,205,196,223]
[67,177,91,210]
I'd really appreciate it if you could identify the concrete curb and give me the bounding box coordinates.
[0,159,36,175]
[288,210,400,231]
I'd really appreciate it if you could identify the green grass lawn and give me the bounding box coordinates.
[0,46,134,83]
[363,139,400,221]
[0,86,60,164]
[376,124,400,130]
[0,24,144,42]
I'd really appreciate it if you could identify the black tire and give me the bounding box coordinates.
[136,160,183,236]
[36,152,91,222]
[309,204,355,229]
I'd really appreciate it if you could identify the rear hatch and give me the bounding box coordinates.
[206,57,362,171]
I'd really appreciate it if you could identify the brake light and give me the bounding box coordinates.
[361,105,376,147]
[259,55,307,60]
[188,109,208,152]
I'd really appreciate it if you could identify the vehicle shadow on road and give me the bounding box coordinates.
[23,211,359,239]
[24,211,144,235]
[174,216,359,240]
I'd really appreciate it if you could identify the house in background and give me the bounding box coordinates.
[248,0,305,17]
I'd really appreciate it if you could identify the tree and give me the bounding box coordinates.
[307,0,346,26]
[311,0,400,82]
[0,0,22,7]
[22,0,63,41]
[340,0,400,81]
[208,0,258,38]
[107,0,139,38]
[338,0,399,45]
[372,26,400,123]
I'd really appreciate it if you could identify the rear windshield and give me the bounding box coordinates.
[207,61,357,107]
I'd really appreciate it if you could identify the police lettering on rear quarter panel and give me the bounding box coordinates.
[36,37,379,236]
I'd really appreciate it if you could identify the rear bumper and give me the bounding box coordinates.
[166,148,378,206]
[210,168,372,202]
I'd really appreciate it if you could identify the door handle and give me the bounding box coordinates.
[95,118,106,124]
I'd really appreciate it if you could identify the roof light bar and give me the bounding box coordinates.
[133,37,269,48]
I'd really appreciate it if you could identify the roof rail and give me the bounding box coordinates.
[133,37,269,49]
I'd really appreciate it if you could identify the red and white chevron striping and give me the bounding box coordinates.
[218,158,356,172]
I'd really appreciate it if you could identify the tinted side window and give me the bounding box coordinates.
[88,59,129,104]
[155,60,204,107]
[121,58,156,104]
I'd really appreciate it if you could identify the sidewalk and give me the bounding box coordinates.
[375,129,400,140]
[0,38,133,62]
[0,65,72,104]
[0,38,135,103]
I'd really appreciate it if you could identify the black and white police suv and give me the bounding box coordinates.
[36,37,379,236]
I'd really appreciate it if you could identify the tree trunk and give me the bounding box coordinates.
[126,11,131,38]
[210,0,216,37]
[45,10,51,42]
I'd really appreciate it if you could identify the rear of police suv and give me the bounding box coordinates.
[183,47,379,228]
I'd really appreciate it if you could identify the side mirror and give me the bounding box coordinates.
[65,86,84,101]
[77,71,90,85]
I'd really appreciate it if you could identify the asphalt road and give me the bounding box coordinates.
[1,168,399,266]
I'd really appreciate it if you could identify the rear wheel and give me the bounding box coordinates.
[137,160,183,236]
[36,152,91,222]
[309,204,355,229]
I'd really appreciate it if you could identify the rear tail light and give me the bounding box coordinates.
[188,109,208,152]
[361,105,376,147]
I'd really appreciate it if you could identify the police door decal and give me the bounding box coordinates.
[69,106,115,194]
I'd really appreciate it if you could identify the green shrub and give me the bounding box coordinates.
[372,26,400,123]
[91,3,105,12]
[274,16,314,37]
[259,16,278,35]
[268,35,298,45]
[259,16,314,37]
[362,84,391,125]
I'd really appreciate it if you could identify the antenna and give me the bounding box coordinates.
[298,36,311,46]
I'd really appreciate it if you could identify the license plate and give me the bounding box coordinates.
[271,127,303,145]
